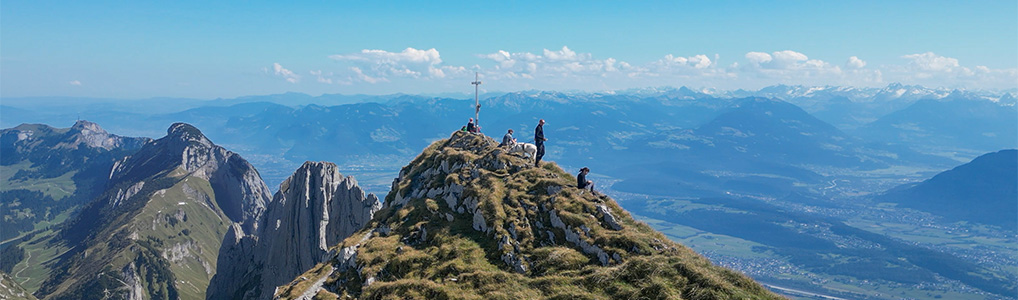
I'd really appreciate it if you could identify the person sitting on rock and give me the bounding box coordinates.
[466,118,476,133]
[499,129,516,147]
[577,167,594,192]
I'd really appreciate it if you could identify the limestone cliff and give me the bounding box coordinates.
[208,161,381,300]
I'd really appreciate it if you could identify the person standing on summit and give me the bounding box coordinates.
[534,119,547,167]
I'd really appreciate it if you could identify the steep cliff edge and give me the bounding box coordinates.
[275,131,780,299]
[208,161,381,300]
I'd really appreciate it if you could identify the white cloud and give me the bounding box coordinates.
[660,54,712,69]
[272,47,1015,93]
[346,48,441,64]
[886,52,1015,88]
[310,70,333,84]
[732,50,895,88]
[69,80,82,86]
[350,67,387,84]
[772,50,808,64]
[478,46,629,81]
[747,50,819,70]
[543,46,587,61]
[328,47,466,83]
[902,52,961,73]
[846,56,866,69]
[745,52,772,64]
[273,63,299,83]
[636,53,729,83]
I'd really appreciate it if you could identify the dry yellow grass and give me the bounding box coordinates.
[277,131,782,300]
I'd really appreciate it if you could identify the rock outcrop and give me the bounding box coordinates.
[208,161,382,300]
[0,271,37,300]
[275,131,780,300]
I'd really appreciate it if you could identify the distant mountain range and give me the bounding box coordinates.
[0,121,149,243]
[1,117,1014,298]
[857,98,1018,152]
[4,84,1013,200]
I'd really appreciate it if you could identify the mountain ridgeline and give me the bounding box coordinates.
[274,131,780,299]
[877,149,1018,229]
[35,123,271,299]
[0,121,150,242]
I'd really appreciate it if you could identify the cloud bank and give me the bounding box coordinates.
[269,47,1016,91]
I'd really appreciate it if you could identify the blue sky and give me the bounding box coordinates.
[2,1,1016,98]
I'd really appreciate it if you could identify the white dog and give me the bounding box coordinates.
[509,141,537,162]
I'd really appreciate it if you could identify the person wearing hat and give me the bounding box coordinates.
[577,167,594,192]
[534,119,547,167]
[499,129,516,147]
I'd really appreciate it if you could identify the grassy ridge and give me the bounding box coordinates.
[35,169,231,299]
[276,131,780,299]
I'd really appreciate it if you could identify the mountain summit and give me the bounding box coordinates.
[35,122,271,299]
[275,131,779,299]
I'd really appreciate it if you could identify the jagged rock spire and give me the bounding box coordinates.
[208,161,381,300]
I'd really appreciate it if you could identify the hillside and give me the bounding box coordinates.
[0,271,36,300]
[877,149,1018,229]
[275,131,779,299]
[0,121,150,243]
[32,123,271,299]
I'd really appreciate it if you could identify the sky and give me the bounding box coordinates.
[2,1,1016,99]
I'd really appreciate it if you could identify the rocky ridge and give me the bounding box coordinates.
[106,122,269,231]
[35,123,271,300]
[208,161,382,300]
[275,131,779,299]
[2,120,150,153]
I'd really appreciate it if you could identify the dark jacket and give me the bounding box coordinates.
[535,124,545,144]
[466,121,476,133]
[577,172,588,189]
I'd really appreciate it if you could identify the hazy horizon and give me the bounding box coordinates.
[2,1,1015,99]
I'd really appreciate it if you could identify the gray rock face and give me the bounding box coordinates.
[596,204,623,231]
[26,122,274,300]
[108,122,269,231]
[208,161,381,300]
